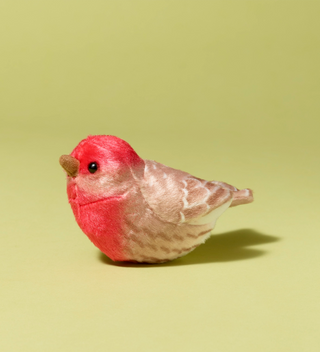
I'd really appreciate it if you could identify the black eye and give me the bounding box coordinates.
[88,162,98,173]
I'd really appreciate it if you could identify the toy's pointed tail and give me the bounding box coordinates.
[230,189,254,207]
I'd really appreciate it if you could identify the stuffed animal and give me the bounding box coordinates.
[59,135,253,263]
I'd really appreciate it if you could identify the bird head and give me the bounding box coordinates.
[59,135,144,204]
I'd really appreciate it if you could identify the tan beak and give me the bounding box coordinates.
[59,155,80,177]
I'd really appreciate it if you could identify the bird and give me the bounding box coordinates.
[59,135,253,263]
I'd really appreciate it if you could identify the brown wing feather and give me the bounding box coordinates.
[140,160,233,224]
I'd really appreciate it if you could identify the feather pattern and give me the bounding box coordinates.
[141,160,233,224]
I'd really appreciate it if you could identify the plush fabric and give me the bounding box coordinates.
[59,135,254,263]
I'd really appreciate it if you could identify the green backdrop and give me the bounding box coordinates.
[1,1,319,351]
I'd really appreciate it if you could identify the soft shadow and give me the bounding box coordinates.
[98,229,280,267]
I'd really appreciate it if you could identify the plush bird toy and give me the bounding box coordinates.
[59,135,253,263]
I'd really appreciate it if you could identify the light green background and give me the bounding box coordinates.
[1,1,319,351]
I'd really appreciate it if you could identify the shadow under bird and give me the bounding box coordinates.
[59,135,254,263]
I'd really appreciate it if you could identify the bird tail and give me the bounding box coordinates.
[230,189,254,207]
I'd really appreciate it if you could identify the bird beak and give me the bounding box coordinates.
[59,155,80,177]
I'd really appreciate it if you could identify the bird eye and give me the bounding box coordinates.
[88,162,98,173]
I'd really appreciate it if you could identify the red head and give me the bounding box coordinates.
[59,135,144,205]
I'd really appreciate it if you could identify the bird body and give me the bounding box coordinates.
[60,135,253,263]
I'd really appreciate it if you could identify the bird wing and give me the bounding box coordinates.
[140,160,235,224]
